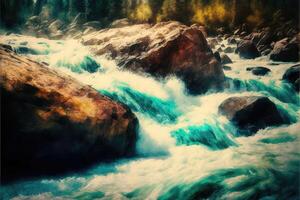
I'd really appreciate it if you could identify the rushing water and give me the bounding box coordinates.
[1,34,300,200]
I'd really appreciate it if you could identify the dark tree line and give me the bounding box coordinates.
[0,0,298,29]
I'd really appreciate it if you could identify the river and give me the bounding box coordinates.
[0,34,299,200]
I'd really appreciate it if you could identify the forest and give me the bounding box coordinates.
[1,0,299,31]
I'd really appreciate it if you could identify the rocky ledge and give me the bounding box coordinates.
[0,47,138,182]
[81,21,225,94]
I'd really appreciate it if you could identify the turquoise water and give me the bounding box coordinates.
[0,34,299,200]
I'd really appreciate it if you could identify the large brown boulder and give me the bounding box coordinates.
[219,96,287,135]
[0,48,138,182]
[81,21,225,94]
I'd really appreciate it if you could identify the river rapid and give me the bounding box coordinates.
[1,34,300,200]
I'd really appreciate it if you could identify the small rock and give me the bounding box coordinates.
[228,38,237,44]
[223,65,232,71]
[249,66,271,76]
[110,18,131,28]
[221,54,233,64]
[83,21,102,29]
[236,40,261,59]
[214,51,221,62]
[224,46,234,53]
[261,49,271,56]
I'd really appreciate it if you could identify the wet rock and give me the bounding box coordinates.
[282,64,300,92]
[223,65,232,71]
[247,66,271,76]
[82,21,225,94]
[71,13,86,25]
[0,43,13,51]
[261,49,272,56]
[214,51,221,62]
[48,19,64,34]
[224,46,234,53]
[83,21,102,29]
[219,96,287,135]
[26,16,40,26]
[83,27,96,35]
[208,38,218,49]
[110,18,132,28]
[270,37,299,62]
[191,24,207,37]
[236,40,260,59]
[221,54,233,64]
[227,37,237,44]
[217,47,223,52]
[240,31,248,37]
[0,48,138,182]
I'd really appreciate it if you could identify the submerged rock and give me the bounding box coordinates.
[236,40,260,59]
[224,46,234,53]
[282,64,300,92]
[246,66,271,76]
[223,65,232,71]
[82,21,225,94]
[0,48,138,182]
[219,96,287,135]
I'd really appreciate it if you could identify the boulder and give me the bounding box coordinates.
[0,48,138,182]
[247,66,271,76]
[26,16,40,26]
[223,65,232,71]
[221,54,233,64]
[282,64,300,92]
[83,21,102,29]
[261,49,271,56]
[270,37,299,62]
[224,46,234,53]
[190,24,207,37]
[82,21,225,94]
[219,96,287,135]
[214,51,221,62]
[227,37,237,44]
[236,40,261,59]
[208,38,218,49]
[48,19,64,34]
[110,18,132,28]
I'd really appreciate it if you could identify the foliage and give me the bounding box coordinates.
[0,0,298,30]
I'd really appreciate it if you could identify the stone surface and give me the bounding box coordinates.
[282,64,300,92]
[246,66,271,76]
[0,48,138,182]
[236,40,260,59]
[219,96,287,135]
[82,21,225,94]
[220,54,233,64]
[270,37,299,62]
